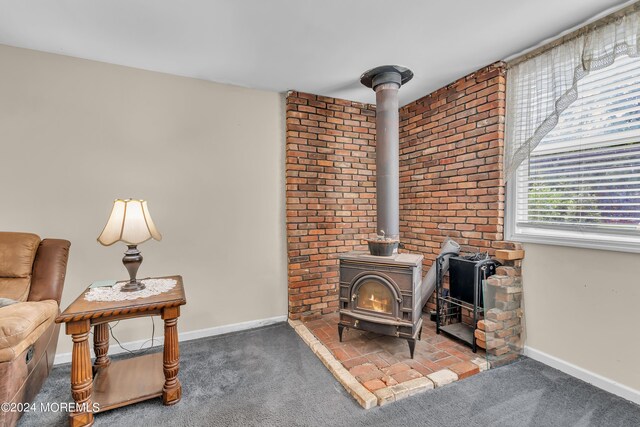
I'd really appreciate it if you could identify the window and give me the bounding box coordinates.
[507,55,640,252]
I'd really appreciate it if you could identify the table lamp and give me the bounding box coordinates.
[97,199,162,292]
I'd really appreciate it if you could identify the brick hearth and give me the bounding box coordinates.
[300,312,488,406]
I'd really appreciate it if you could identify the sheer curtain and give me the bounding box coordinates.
[504,7,640,180]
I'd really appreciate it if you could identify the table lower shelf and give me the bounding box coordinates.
[93,352,165,411]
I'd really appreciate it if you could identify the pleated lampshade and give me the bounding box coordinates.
[97,199,162,246]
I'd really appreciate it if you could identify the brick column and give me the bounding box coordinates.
[475,247,525,366]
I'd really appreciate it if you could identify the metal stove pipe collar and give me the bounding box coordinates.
[372,71,401,89]
[360,65,413,90]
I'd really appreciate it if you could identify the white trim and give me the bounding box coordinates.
[505,162,640,254]
[507,229,640,254]
[53,315,287,365]
[524,346,640,405]
[505,178,517,242]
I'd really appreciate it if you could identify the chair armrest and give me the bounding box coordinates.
[28,239,71,305]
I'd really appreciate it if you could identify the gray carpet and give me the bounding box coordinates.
[19,323,640,427]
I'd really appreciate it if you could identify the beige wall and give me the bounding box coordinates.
[0,44,287,354]
[522,243,640,391]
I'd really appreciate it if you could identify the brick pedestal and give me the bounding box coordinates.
[475,247,525,366]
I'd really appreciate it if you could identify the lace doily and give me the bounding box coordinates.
[84,278,177,302]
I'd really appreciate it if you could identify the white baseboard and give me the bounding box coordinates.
[53,315,288,365]
[524,346,640,405]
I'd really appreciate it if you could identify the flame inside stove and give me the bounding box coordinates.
[368,294,390,312]
[357,281,392,313]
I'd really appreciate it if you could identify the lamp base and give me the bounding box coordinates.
[120,280,146,292]
[121,245,145,293]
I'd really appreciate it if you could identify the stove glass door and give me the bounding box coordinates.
[356,279,393,314]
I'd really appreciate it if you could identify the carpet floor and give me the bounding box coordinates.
[19,323,640,427]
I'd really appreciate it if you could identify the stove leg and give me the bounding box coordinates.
[338,324,345,342]
[418,327,423,341]
[407,338,416,359]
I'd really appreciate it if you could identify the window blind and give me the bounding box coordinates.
[514,55,640,235]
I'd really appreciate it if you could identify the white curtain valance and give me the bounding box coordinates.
[505,8,640,180]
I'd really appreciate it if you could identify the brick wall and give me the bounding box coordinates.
[399,62,507,267]
[286,91,377,320]
[286,62,508,319]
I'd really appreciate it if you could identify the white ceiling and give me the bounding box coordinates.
[0,0,632,106]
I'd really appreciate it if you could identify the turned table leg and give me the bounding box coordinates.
[93,323,110,372]
[66,320,94,427]
[161,306,182,405]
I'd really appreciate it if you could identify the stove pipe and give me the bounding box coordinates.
[360,65,413,241]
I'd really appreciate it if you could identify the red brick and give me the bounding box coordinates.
[392,369,423,383]
[448,361,480,380]
[384,363,411,376]
[477,319,501,332]
[363,379,387,392]
[342,356,369,369]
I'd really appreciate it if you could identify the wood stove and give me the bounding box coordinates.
[338,252,424,358]
[338,65,429,358]
[337,65,426,358]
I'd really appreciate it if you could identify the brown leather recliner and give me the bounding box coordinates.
[0,232,70,427]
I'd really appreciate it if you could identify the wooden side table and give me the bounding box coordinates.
[55,275,186,427]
